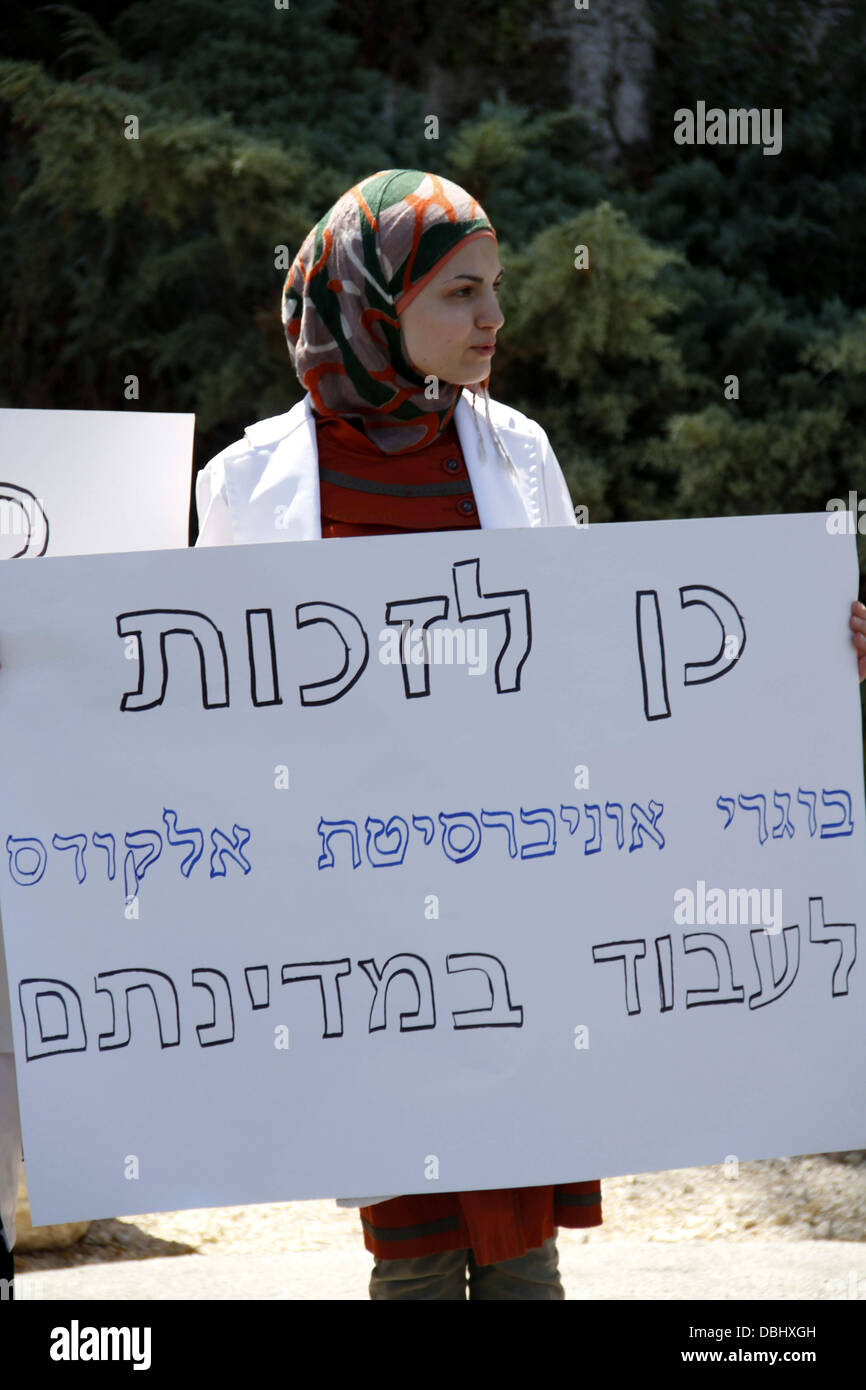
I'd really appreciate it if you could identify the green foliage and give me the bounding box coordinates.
[1,0,866,614]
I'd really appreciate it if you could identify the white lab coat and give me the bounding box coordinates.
[194,388,578,1207]
[194,390,579,545]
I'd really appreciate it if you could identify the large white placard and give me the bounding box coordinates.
[0,514,863,1225]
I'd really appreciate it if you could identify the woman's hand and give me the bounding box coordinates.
[850,601,866,681]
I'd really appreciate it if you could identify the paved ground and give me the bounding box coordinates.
[13,1239,866,1301]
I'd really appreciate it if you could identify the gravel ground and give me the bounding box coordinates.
[13,1152,866,1273]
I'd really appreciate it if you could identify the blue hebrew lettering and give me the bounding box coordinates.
[163,809,204,876]
[797,788,817,836]
[479,810,517,858]
[123,829,162,901]
[6,836,47,886]
[52,833,87,884]
[771,791,795,840]
[91,832,116,880]
[438,812,481,863]
[411,815,435,846]
[317,819,361,870]
[583,804,602,855]
[629,800,664,851]
[209,824,251,877]
[365,816,409,867]
[737,793,768,845]
[519,807,556,859]
[820,788,854,838]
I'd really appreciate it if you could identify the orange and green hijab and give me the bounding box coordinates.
[281,169,497,454]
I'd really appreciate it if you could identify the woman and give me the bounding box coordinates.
[195,167,602,1300]
[194,167,866,1300]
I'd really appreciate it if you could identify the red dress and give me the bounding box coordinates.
[315,412,603,1264]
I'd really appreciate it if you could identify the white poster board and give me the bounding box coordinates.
[0,406,195,1244]
[0,409,194,558]
[0,513,863,1225]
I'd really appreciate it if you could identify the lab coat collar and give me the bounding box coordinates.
[236,391,539,542]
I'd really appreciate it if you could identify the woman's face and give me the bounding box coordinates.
[398,236,505,387]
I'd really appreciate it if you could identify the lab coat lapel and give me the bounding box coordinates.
[238,398,322,542]
[454,392,539,529]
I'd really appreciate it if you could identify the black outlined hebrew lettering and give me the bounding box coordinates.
[295,601,369,705]
[605,801,624,850]
[591,940,647,1015]
[682,933,745,1007]
[738,793,768,844]
[797,788,817,836]
[92,832,116,880]
[94,969,180,1049]
[629,800,665,850]
[635,590,671,721]
[808,896,856,996]
[655,935,674,1012]
[0,483,49,557]
[716,796,735,829]
[583,804,602,854]
[446,953,524,1028]
[480,810,517,857]
[438,812,481,863]
[18,979,86,1060]
[749,926,800,1009]
[772,791,795,840]
[412,815,435,846]
[163,809,204,877]
[317,818,361,869]
[123,830,162,901]
[519,807,556,859]
[679,585,746,684]
[117,610,229,711]
[245,965,270,1010]
[451,557,531,692]
[280,960,352,1037]
[365,816,409,867]
[6,835,47,885]
[820,788,854,838]
[191,968,235,1046]
[246,607,282,707]
[209,824,251,877]
[384,596,449,698]
[358,954,436,1032]
[559,806,580,835]
[51,833,87,884]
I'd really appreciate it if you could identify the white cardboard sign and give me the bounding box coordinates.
[0,514,863,1224]
[0,408,194,559]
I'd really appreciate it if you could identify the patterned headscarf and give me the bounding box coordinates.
[281,169,499,455]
